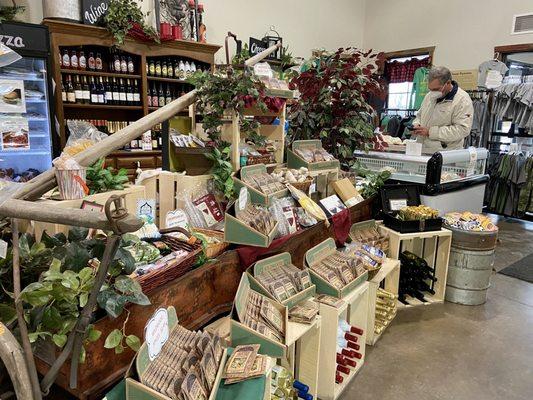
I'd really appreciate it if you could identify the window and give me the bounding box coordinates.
[385,54,429,113]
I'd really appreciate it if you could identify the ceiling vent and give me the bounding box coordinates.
[512,13,533,35]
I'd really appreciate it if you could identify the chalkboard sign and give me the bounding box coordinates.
[82,0,110,25]
[249,37,269,57]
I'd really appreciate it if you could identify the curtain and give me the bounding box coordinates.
[385,58,430,84]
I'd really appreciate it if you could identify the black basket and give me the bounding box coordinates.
[380,184,442,233]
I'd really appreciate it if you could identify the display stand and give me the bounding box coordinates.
[317,282,369,400]
[379,226,452,307]
[366,259,400,346]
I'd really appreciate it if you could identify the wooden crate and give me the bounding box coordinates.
[379,226,452,308]
[141,172,213,229]
[29,185,145,240]
[366,258,400,346]
[317,281,369,400]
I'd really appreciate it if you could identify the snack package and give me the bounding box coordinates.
[64,120,108,156]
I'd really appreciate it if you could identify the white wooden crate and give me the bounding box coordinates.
[379,226,452,308]
[366,258,400,346]
[317,281,369,400]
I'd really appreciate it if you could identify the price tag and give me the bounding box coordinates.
[141,131,153,151]
[467,147,477,176]
[144,308,169,361]
[165,209,188,229]
[0,239,7,259]
[389,199,408,211]
[238,187,248,210]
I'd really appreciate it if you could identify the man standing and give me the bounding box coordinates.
[412,66,474,153]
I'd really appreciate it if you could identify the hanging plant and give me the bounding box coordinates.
[103,0,159,45]
[288,48,385,162]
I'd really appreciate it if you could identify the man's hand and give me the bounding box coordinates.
[413,126,429,137]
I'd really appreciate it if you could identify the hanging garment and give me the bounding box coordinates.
[410,67,429,109]
[478,59,509,89]
[491,83,533,134]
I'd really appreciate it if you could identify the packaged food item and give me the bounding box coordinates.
[309,250,366,289]
[444,212,498,232]
[236,204,276,235]
[397,205,439,221]
[255,264,312,302]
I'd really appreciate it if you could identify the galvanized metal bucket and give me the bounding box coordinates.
[445,227,498,306]
[42,0,82,22]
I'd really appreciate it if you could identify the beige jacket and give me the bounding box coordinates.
[413,85,474,154]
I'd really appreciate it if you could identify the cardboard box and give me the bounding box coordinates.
[287,140,340,172]
[331,178,364,207]
[230,274,289,358]
[247,252,316,309]
[223,193,278,248]
[305,238,368,299]
[232,164,288,206]
[125,307,227,400]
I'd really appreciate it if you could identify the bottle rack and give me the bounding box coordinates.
[366,258,400,346]
[44,19,220,179]
[316,282,369,400]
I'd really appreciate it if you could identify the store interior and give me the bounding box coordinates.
[0,1,532,400]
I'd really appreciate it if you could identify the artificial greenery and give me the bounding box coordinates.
[86,158,129,195]
[0,1,24,23]
[231,43,251,66]
[351,160,391,199]
[205,147,235,201]
[288,48,384,162]
[103,0,159,45]
[0,227,150,356]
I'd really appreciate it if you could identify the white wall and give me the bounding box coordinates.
[363,0,533,70]
[13,0,365,61]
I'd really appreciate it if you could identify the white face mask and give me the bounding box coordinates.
[428,90,443,101]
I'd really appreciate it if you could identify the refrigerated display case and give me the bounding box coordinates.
[354,148,490,215]
[0,22,56,180]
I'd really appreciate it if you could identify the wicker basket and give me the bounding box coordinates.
[247,154,274,165]
[290,177,314,194]
[193,228,230,258]
[136,227,202,293]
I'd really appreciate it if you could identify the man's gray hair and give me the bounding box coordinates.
[428,66,453,84]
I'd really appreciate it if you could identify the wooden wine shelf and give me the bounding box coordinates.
[147,76,189,84]
[64,103,143,110]
[60,69,141,79]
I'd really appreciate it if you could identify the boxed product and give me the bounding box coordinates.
[304,238,368,298]
[331,178,365,207]
[224,188,278,247]
[230,274,289,358]
[380,184,443,233]
[233,164,288,206]
[349,220,389,253]
[247,252,316,309]
[126,307,227,400]
[287,140,340,172]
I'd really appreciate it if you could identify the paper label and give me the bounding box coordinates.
[467,147,477,176]
[136,199,156,222]
[389,199,408,211]
[165,209,188,229]
[0,239,7,259]
[193,194,223,227]
[141,131,152,151]
[144,308,170,361]
[309,183,316,194]
[238,187,248,210]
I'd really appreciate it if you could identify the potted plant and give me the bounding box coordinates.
[103,0,159,45]
[288,48,385,163]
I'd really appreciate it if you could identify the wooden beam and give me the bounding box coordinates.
[244,42,282,67]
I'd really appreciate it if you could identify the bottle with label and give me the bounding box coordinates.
[151,83,159,107]
[90,77,98,104]
[120,56,127,73]
[162,60,168,77]
[105,78,113,105]
[178,60,186,79]
[88,52,96,71]
[158,84,165,107]
[127,56,134,74]
[149,59,155,76]
[165,85,172,105]
[95,52,103,71]
[190,61,197,73]
[167,59,174,79]
[112,78,120,105]
[66,75,76,103]
[133,80,141,106]
[74,76,83,103]
[147,86,152,107]
[155,60,162,77]
[98,77,105,104]
[126,79,134,104]
[61,77,67,102]
[151,130,158,150]
[70,50,78,69]
[81,76,90,104]
[78,51,86,70]
[339,320,364,336]
[119,78,127,105]
[174,59,180,79]
[114,54,121,73]
[184,61,191,78]
[62,49,71,69]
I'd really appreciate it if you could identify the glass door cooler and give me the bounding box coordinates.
[0,22,56,181]
[354,148,490,215]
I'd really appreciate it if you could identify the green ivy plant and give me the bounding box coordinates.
[205,147,235,201]
[1,227,150,357]
[231,43,251,66]
[103,0,159,45]
[86,158,129,195]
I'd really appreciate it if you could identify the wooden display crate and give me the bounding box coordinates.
[304,238,368,298]
[29,185,145,240]
[317,281,369,400]
[248,253,316,309]
[287,140,340,172]
[379,226,452,308]
[233,164,289,206]
[366,258,400,346]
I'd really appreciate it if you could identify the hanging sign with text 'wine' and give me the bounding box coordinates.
[82,0,110,25]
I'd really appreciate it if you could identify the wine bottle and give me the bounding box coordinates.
[66,75,76,103]
[127,56,134,74]
[119,78,127,105]
[178,60,185,79]
[147,86,152,107]
[339,319,364,336]
[337,337,358,350]
[151,130,158,150]
[133,80,141,106]
[62,49,71,69]
[190,61,197,73]
[336,373,343,384]
[70,50,78,69]
[120,55,127,73]
[155,60,162,77]
[113,54,121,73]
[79,51,86,70]
[336,354,347,366]
[89,77,97,104]
[162,59,168,77]
[95,52,103,71]
[174,59,180,78]
[74,76,83,103]
[184,61,191,77]
[97,77,105,104]
[88,52,96,71]
[105,78,113,105]
[165,85,172,105]
[151,83,159,107]
[149,59,155,76]
[158,84,165,107]
[167,59,174,78]
[337,365,350,375]
[126,79,134,105]
[61,77,67,102]
[81,76,90,104]
[112,78,120,105]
